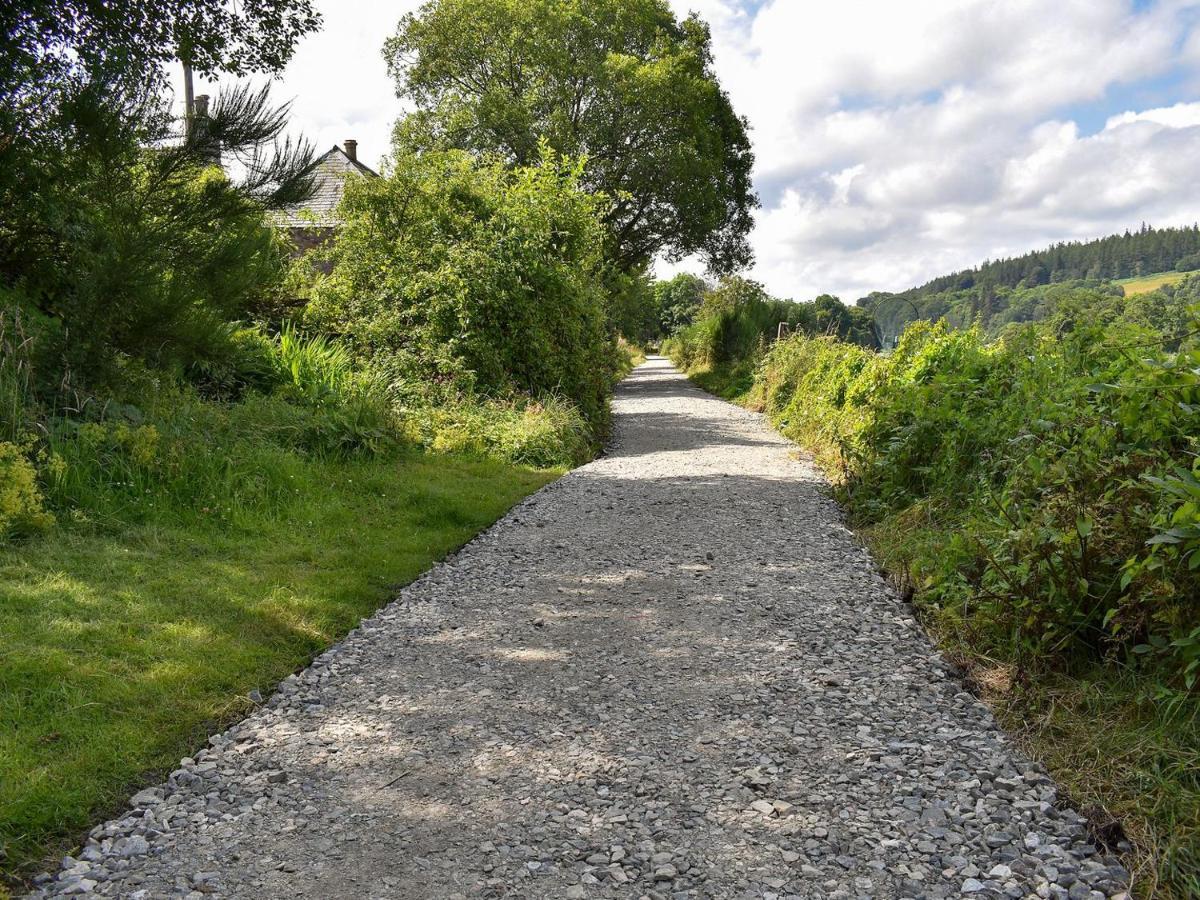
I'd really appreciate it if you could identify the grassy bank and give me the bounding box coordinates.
[0,450,556,884]
[670,315,1200,897]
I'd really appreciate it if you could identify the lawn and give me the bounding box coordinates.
[1118,269,1195,296]
[0,452,557,886]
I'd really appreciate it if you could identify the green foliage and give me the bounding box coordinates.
[654,273,708,336]
[384,0,756,273]
[697,303,1200,889]
[0,299,43,444]
[607,269,660,346]
[2,0,319,94]
[0,442,55,541]
[2,84,319,390]
[402,396,593,468]
[0,0,320,188]
[1176,253,1200,273]
[306,148,617,435]
[877,223,1200,301]
[864,241,1200,345]
[743,314,1200,677]
[664,276,877,379]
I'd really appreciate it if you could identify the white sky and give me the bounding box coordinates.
[179,0,1200,301]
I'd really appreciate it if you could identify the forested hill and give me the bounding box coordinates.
[890,223,1200,299]
[859,224,1200,345]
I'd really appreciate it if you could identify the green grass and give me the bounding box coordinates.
[1117,270,1195,296]
[686,362,757,404]
[0,451,557,886]
[993,673,1200,898]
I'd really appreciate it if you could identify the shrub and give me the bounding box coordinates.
[0,441,54,541]
[401,395,591,469]
[306,148,617,434]
[742,312,1200,676]
[18,149,290,387]
[664,277,878,382]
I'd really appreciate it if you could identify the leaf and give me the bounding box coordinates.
[1146,532,1182,545]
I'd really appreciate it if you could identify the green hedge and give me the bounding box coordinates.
[306,149,619,437]
[744,313,1200,678]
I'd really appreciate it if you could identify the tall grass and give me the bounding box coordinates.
[0,306,40,444]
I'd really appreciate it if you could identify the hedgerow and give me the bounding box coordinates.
[305,148,619,441]
[747,312,1200,676]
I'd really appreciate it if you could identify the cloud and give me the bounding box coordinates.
[1106,100,1200,129]
[665,0,1200,300]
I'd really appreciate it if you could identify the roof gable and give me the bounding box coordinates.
[276,144,378,229]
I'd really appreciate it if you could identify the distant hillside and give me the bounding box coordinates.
[897,224,1200,298]
[861,224,1200,345]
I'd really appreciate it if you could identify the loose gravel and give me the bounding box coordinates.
[33,357,1130,899]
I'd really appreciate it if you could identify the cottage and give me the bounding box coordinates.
[277,140,378,254]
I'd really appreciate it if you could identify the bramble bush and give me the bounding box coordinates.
[737,307,1200,682]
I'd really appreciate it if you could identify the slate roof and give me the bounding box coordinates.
[276,144,378,229]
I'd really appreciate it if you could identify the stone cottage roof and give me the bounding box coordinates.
[276,141,378,229]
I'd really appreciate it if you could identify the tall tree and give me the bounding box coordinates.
[1,1,320,100]
[654,273,709,335]
[384,0,757,275]
[0,2,322,382]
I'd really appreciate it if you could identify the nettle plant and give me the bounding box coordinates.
[1118,329,1200,687]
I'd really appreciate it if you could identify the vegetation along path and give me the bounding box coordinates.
[36,359,1129,900]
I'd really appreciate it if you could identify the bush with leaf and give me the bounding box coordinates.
[306,147,617,437]
[719,309,1200,679]
[0,441,55,541]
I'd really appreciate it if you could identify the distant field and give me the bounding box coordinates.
[1117,269,1195,296]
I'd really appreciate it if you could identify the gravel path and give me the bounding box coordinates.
[36,357,1129,900]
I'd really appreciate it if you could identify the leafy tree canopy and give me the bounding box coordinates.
[384,0,757,275]
[654,272,709,335]
[2,0,320,91]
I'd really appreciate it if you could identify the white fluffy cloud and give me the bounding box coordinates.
[667,0,1200,300]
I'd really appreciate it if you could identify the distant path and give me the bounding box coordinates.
[37,357,1127,899]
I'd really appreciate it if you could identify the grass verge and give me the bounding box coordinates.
[989,671,1199,898]
[0,452,557,887]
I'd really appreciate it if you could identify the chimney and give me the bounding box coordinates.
[344,139,357,162]
[189,94,221,167]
